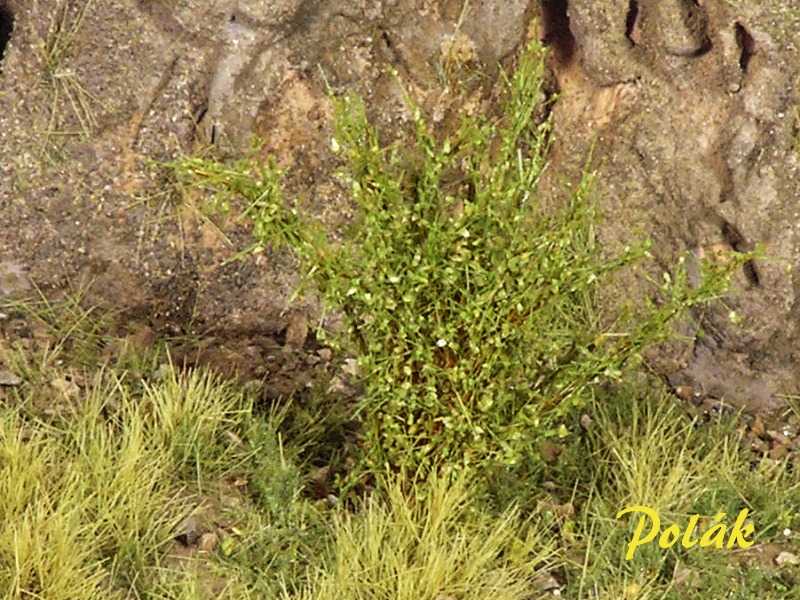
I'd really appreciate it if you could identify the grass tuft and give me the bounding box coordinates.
[291,474,556,600]
[37,0,99,157]
[0,347,322,599]
[554,384,800,599]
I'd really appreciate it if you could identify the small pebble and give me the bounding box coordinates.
[0,370,21,386]
[580,413,592,431]
[198,532,219,553]
[776,551,800,567]
[175,516,201,546]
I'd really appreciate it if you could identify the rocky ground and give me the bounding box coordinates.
[0,0,799,412]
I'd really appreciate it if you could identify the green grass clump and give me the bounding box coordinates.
[548,384,800,599]
[290,474,556,600]
[0,375,189,598]
[169,40,743,485]
[0,347,323,599]
[1,287,112,372]
[167,147,312,257]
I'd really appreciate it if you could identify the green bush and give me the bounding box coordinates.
[169,41,743,486]
[319,42,739,481]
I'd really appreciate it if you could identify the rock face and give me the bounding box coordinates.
[540,0,800,409]
[0,0,798,409]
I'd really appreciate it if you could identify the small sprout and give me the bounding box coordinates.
[220,535,237,557]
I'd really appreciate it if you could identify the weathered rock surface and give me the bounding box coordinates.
[541,0,800,409]
[0,0,798,410]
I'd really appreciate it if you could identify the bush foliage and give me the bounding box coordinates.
[170,41,742,485]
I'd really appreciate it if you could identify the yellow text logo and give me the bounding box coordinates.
[616,505,755,560]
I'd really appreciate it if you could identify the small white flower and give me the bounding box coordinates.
[784,528,792,537]
[436,339,447,348]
